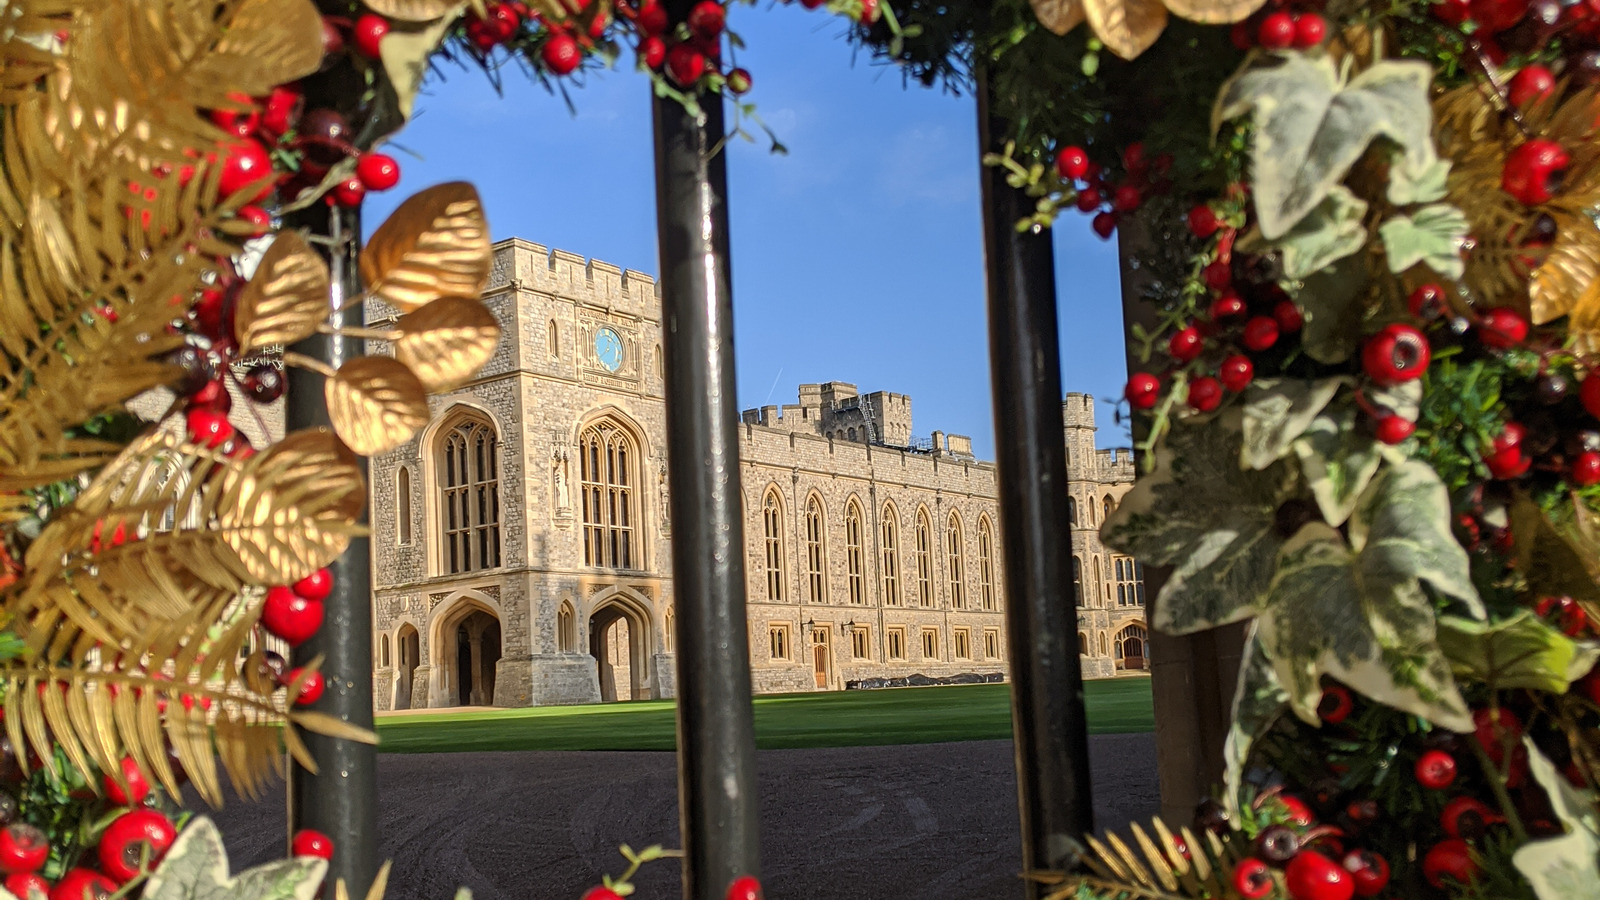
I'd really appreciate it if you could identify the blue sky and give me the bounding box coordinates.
[364,4,1133,457]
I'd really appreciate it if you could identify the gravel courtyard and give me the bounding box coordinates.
[203,734,1158,900]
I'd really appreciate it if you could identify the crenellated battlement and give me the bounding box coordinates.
[488,238,660,314]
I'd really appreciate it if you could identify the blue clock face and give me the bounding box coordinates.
[594,327,624,372]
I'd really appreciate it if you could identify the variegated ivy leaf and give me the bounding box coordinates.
[1290,392,1405,527]
[1275,187,1370,281]
[1241,377,1349,470]
[1513,738,1600,900]
[142,818,326,900]
[1213,53,1437,240]
[1388,154,1452,206]
[1437,610,1600,694]
[1102,411,1301,633]
[1256,461,1482,730]
[1379,203,1469,280]
[1222,623,1289,821]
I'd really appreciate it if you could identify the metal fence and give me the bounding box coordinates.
[286,5,1097,898]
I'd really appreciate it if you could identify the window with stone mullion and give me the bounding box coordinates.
[946,516,965,609]
[762,491,784,601]
[977,521,995,611]
[442,422,501,574]
[580,424,639,570]
[880,509,900,607]
[804,499,826,603]
[845,503,865,605]
[914,512,933,608]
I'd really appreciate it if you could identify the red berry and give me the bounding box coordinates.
[1415,749,1458,789]
[1168,326,1204,362]
[1074,187,1102,212]
[292,829,334,860]
[1440,796,1496,839]
[543,32,582,74]
[1231,21,1254,48]
[0,825,48,874]
[1285,850,1354,900]
[1187,205,1220,238]
[1318,685,1353,724]
[856,0,880,23]
[1056,146,1090,180]
[1258,11,1297,48]
[1408,283,1446,319]
[581,889,624,900]
[103,756,149,806]
[1272,299,1303,333]
[1091,211,1118,239]
[1493,421,1527,454]
[1485,445,1531,479]
[49,869,115,900]
[1502,139,1569,205]
[687,0,725,37]
[1574,451,1600,486]
[185,407,234,449]
[1423,838,1478,889]
[1278,794,1315,827]
[726,67,752,94]
[290,668,325,705]
[261,586,325,646]
[236,205,271,238]
[1112,184,1142,213]
[640,35,667,68]
[294,568,333,602]
[1232,858,1274,899]
[356,153,400,191]
[332,176,366,208]
[1187,376,1224,412]
[208,92,260,138]
[1433,0,1473,22]
[1535,595,1587,636]
[6,873,48,900]
[637,0,669,33]
[1471,0,1526,31]
[1585,374,1600,419]
[1210,291,1247,322]
[98,810,176,882]
[725,875,762,900]
[1360,323,1430,385]
[350,14,390,58]
[1203,260,1232,290]
[1125,373,1161,410]
[1477,307,1529,348]
[1341,850,1389,898]
[1242,316,1280,352]
[1293,12,1327,46]
[1220,355,1254,392]
[1509,65,1557,107]
[665,42,706,86]
[1122,142,1146,174]
[1374,415,1415,445]
[217,139,273,202]
[1474,706,1522,763]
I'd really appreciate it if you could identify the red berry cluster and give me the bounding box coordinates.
[1432,0,1600,73]
[1053,142,1174,241]
[1230,3,1328,50]
[261,568,335,706]
[1221,789,1389,900]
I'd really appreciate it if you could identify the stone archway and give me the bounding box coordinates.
[588,594,652,702]
[434,600,504,707]
[394,624,421,710]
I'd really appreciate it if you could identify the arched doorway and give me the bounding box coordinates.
[589,595,651,702]
[435,601,503,707]
[1115,623,1148,671]
[394,624,421,710]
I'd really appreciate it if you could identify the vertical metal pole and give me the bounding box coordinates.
[284,201,380,899]
[650,18,762,900]
[976,67,1096,893]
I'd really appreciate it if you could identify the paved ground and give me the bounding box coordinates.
[200,735,1158,900]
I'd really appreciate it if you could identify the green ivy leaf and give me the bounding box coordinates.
[141,818,326,900]
[1102,411,1300,633]
[1379,203,1469,280]
[1290,400,1386,528]
[1273,186,1370,281]
[1436,610,1600,693]
[1257,460,1482,730]
[1222,625,1289,821]
[1297,255,1370,364]
[1388,154,1452,206]
[1513,739,1600,900]
[1241,377,1349,471]
[1213,54,1437,240]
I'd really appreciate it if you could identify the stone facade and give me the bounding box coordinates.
[364,238,1147,709]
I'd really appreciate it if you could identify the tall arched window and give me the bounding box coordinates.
[1067,496,1078,527]
[441,417,501,574]
[397,466,412,546]
[945,512,965,609]
[580,420,640,569]
[1103,495,1115,522]
[1078,632,1088,655]
[845,499,866,605]
[547,320,560,358]
[1071,556,1083,599]
[804,495,826,603]
[557,602,575,652]
[977,517,996,611]
[914,509,934,608]
[1095,556,1104,603]
[380,634,390,667]
[762,489,786,601]
[664,607,675,653]
[880,503,900,606]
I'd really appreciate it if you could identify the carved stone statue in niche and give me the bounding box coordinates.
[552,446,574,528]
[658,463,670,531]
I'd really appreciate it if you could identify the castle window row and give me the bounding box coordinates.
[767,623,1002,665]
[1071,551,1146,609]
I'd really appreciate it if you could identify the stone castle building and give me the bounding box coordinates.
[363,238,1146,709]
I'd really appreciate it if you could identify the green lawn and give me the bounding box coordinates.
[375,678,1153,753]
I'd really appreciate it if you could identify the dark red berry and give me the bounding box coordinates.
[1374,415,1415,445]
[1285,850,1354,900]
[242,363,285,403]
[1478,307,1529,348]
[1074,187,1102,212]
[1091,211,1117,239]
[1255,824,1300,865]
[288,668,325,705]
[640,35,667,68]
[1535,595,1587,636]
[1233,858,1274,899]
[1210,291,1247,322]
[1220,355,1254,392]
[1574,451,1600,486]
[1361,323,1430,385]
[1342,850,1389,897]
[1584,374,1600,419]
[98,809,176,882]
[543,32,582,74]
[1242,316,1280,352]
[665,42,706,85]
[1509,65,1556,107]
[726,67,752,94]
[351,14,390,58]
[1187,376,1224,412]
[1473,706,1521,763]
[687,0,725,37]
[1423,838,1477,888]
[1502,139,1569,205]
[1415,749,1458,789]
[1056,146,1090,181]
[261,586,324,646]
[1187,205,1220,238]
[1272,299,1303,333]
[1203,260,1233,291]
[1169,326,1204,362]
[1408,283,1446,319]
[1318,684,1353,723]
[1258,11,1297,48]
[1292,12,1327,46]
[0,825,48,874]
[292,828,334,860]
[1125,373,1161,410]
[332,176,366,208]
[1112,184,1142,213]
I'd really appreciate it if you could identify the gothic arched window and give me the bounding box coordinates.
[845,498,866,605]
[1067,496,1078,527]
[880,503,900,606]
[440,417,501,574]
[762,488,786,601]
[580,420,641,569]
[946,512,965,609]
[804,495,826,603]
[396,466,412,546]
[914,508,934,607]
[977,517,996,611]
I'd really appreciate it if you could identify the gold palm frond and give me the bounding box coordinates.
[1045,819,1247,900]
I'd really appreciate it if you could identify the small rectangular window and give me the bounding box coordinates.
[953,628,971,660]
[921,628,940,660]
[983,628,1001,660]
[886,627,906,661]
[850,626,870,659]
[768,624,791,661]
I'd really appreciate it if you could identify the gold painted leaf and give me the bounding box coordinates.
[190,0,326,95]
[359,183,492,313]
[1529,217,1600,325]
[394,296,501,391]
[1570,279,1600,356]
[363,0,465,21]
[234,232,331,354]
[1085,0,1169,60]
[215,430,366,585]
[326,357,431,455]
[1030,0,1086,35]
[1164,0,1267,24]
